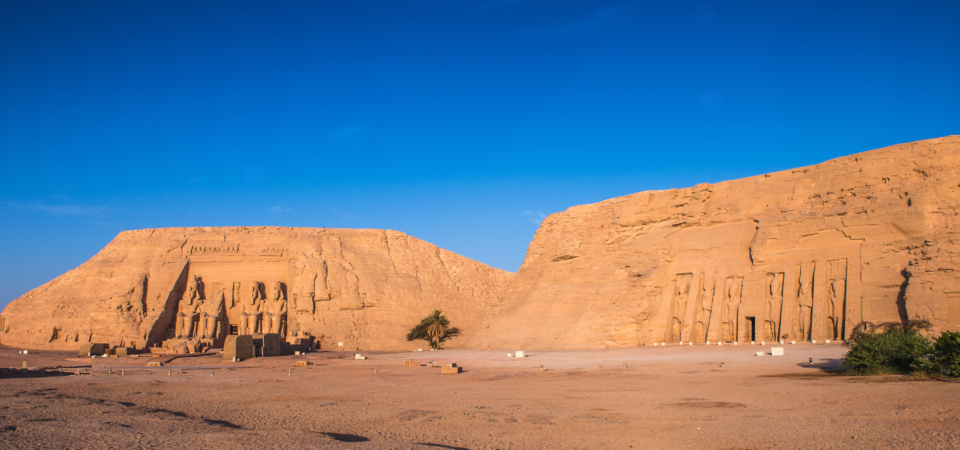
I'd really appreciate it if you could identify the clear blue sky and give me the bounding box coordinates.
[1,1,958,309]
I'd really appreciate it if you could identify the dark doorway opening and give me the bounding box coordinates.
[229,324,239,335]
[745,317,757,342]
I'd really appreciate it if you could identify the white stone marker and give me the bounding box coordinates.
[791,340,796,344]
[355,354,364,360]
[717,342,722,346]
[755,352,763,356]
[653,343,658,346]
[825,340,831,344]
[688,342,693,346]
[338,342,343,347]
[751,341,755,345]
[507,353,513,357]
[516,351,525,358]
[771,347,784,356]
[812,340,817,344]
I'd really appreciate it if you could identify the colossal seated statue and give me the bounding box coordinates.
[263,281,287,335]
[239,282,262,335]
[175,276,202,339]
[199,289,225,339]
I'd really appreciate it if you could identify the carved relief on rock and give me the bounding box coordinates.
[314,260,330,301]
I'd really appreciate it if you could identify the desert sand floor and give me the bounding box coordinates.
[2,343,959,449]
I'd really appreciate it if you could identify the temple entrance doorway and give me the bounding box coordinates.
[745,317,757,342]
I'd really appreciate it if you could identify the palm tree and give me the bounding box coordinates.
[406,310,461,349]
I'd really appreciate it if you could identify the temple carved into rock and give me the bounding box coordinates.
[2,136,959,351]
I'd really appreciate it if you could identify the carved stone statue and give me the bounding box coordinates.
[263,281,287,335]
[722,276,742,342]
[797,262,815,341]
[175,276,202,339]
[199,289,225,339]
[765,273,784,341]
[239,282,262,335]
[828,277,846,340]
[670,274,691,342]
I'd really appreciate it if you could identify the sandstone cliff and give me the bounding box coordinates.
[469,136,960,349]
[4,136,959,352]
[0,227,512,351]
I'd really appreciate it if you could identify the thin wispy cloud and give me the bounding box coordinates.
[3,201,104,216]
[522,210,547,225]
[328,125,364,137]
[271,206,294,214]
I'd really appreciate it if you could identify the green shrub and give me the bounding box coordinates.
[841,325,933,375]
[931,331,960,377]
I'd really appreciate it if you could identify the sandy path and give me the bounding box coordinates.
[2,344,959,449]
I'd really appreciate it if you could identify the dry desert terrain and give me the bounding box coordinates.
[3,343,960,449]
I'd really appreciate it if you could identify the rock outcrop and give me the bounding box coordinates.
[3,136,959,351]
[469,136,960,349]
[0,227,512,351]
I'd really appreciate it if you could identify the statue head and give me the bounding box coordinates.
[269,282,284,301]
[248,282,261,304]
[183,276,199,303]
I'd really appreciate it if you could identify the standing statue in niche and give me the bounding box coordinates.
[796,262,815,341]
[825,259,847,340]
[827,277,846,340]
[722,276,742,342]
[696,273,716,343]
[175,276,202,339]
[199,289,225,339]
[263,281,288,335]
[765,273,784,341]
[670,274,692,342]
[239,282,263,335]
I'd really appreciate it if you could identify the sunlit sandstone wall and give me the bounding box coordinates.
[0,227,512,351]
[469,136,960,349]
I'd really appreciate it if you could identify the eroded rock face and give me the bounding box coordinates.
[0,228,512,351]
[3,136,959,352]
[469,136,960,349]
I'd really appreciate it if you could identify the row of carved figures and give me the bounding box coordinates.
[175,276,288,339]
[667,259,848,343]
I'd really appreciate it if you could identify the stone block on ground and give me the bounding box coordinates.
[78,343,108,357]
[296,361,313,367]
[404,359,421,367]
[771,347,784,356]
[223,335,254,361]
[441,363,461,375]
[114,347,139,356]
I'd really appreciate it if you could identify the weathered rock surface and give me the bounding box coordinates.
[469,136,960,349]
[3,136,959,351]
[0,228,512,351]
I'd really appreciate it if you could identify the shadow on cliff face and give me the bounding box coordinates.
[897,269,911,330]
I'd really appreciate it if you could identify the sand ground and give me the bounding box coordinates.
[2,343,959,449]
